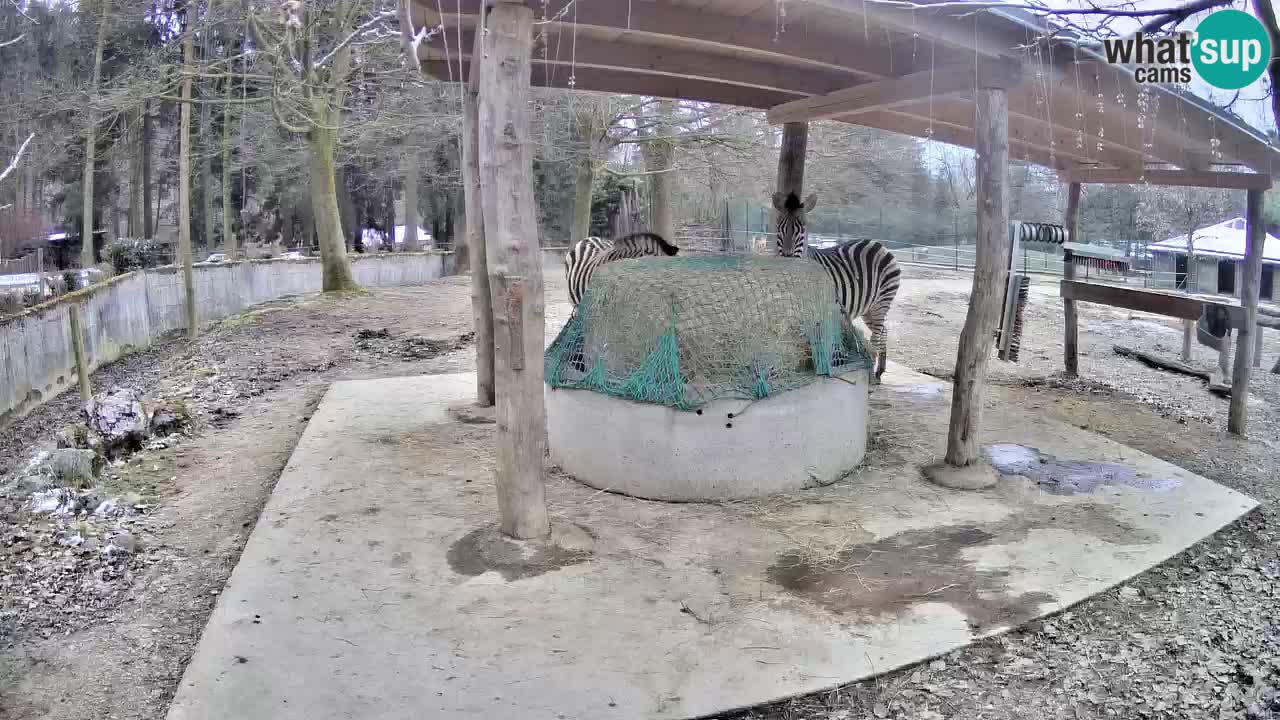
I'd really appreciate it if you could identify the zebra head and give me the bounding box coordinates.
[771,191,817,257]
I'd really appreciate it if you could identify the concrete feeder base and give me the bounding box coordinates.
[545,369,870,501]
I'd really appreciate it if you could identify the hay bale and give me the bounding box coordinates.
[547,255,871,410]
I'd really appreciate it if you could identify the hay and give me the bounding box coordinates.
[546,255,872,411]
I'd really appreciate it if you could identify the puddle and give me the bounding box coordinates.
[766,504,1155,632]
[984,443,1181,495]
[767,525,1054,633]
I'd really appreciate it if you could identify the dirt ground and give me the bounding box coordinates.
[1,266,1278,720]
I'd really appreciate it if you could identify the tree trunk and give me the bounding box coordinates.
[570,106,600,242]
[178,8,198,340]
[199,23,215,253]
[641,99,676,242]
[308,127,358,292]
[143,101,154,239]
[81,0,111,268]
[383,180,395,251]
[222,77,236,256]
[479,1,548,539]
[774,121,808,252]
[128,111,142,237]
[944,87,1010,467]
[402,154,420,251]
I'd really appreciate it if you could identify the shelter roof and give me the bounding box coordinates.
[1150,217,1280,263]
[414,0,1280,179]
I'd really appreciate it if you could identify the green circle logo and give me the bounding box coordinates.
[1191,9,1272,90]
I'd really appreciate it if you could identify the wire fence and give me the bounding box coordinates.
[669,229,1183,289]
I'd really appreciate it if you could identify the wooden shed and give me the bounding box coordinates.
[411,0,1279,537]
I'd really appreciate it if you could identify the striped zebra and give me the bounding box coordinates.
[772,191,901,381]
[564,232,679,305]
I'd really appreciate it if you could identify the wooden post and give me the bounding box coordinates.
[944,86,1010,467]
[479,1,549,539]
[1062,182,1081,376]
[68,305,92,402]
[1253,330,1263,369]
[772,121,808,250]
[1227,188,1266,435]
[1181,319,1193,361]
[463,5,495,407]
[36,247,46,299]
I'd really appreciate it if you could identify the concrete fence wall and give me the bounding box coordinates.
[1,252,455,422]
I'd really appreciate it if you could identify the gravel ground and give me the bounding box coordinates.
[716,265,1280,720]
[1,267,1277,720]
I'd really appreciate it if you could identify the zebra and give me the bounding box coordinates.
[564,231,679,306]
[772,191,901,382]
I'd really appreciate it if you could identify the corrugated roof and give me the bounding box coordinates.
[1149,218,1280,264]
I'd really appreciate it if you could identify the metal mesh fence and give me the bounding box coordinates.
[545,255,872,411]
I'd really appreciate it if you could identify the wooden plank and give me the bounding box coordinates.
[436,29,860,98]
[419,0,925,81]
[423,60,800,111]
[478,1,549,539]
[767,62,1021,124]
[849,110,1083,170]
[461,8,494,407]
[1114,345,1212,383]
[1228,188,1266,435]
[1062,183,1081,377]
[945,85,1009,467]
[1061,280,1208,320]
[1062,168,1274,191]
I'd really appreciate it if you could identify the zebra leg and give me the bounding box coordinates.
[863,310,889,384]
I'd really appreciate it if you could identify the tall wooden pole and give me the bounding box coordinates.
[773,121,808,251]
[479,1,549,539]
[463,5,495,407]
[178,7,198,340]
[944,86,1010,467]
[1062,182,1081,376]
[1228,188,1266,435]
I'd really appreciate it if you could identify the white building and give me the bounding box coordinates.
[1148,217,1279,300]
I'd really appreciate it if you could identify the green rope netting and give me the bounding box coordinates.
[545,255,872,412]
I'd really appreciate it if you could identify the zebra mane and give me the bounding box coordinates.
[616,232,679,256]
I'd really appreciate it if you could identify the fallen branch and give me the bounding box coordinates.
[1113,344,1231,397]
[1114,345,1210,381]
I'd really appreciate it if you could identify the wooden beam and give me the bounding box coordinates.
[478,1,549,539]
[431,29,863,99]
[767,62,1021,125]
[1061,168,1274,191]
[850,109,1085,170]
[422,60,801,111]
[68,305,92,403]
[945,85,1010,468]
[1228,189,1267,435]
[1062,183,1081,377]
[419,0,927,82]
[462,7,494,407]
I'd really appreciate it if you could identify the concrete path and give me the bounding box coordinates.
[166,367,1256,720]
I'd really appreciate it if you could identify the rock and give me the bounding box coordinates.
[106,532,139,556]
[85,389,149,457]
[55,422,95,450]
[8,449,103,493]
[930,659,948,672]
[149,401,191,437]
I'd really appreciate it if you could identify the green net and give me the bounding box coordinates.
[545,255,873,411]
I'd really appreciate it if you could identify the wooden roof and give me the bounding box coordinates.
[413,0,1280,180]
